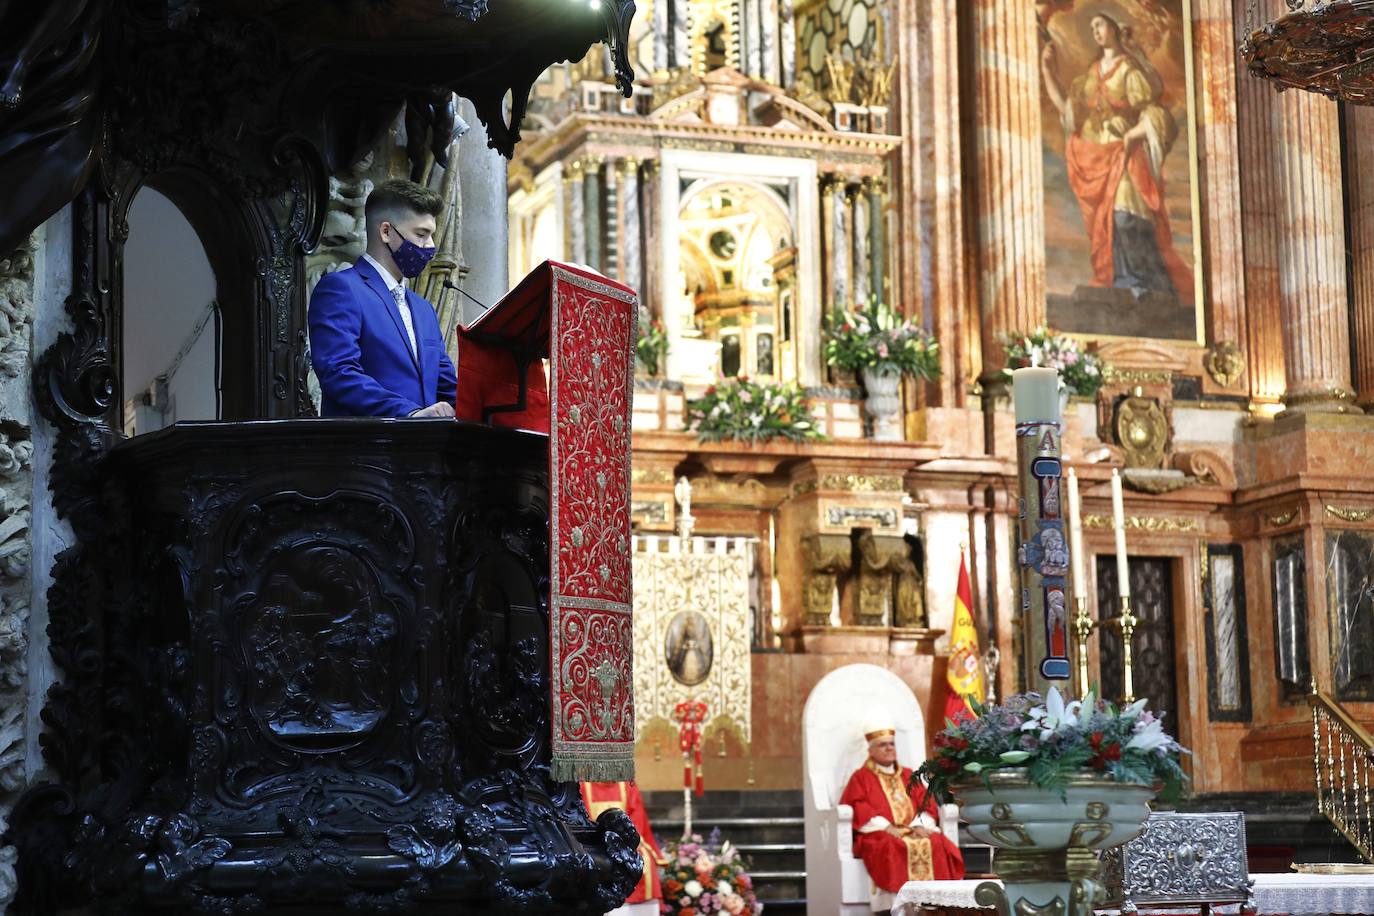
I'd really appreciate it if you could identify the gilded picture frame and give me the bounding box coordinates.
[1039,0,1204,345]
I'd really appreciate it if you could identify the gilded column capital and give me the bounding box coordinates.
[861,174,887,195]
[819,173,843,194]
[843,182,863,203]
[617,156,641,176]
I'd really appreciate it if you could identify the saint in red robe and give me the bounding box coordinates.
[580,781,665,905]
[839,759,965,891]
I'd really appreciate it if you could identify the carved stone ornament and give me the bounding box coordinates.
[801,533,853,626]
[1100,812,1255,912]
[1203,341,1245,389]
[1114,391,1170,470]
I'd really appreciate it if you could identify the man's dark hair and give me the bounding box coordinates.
[365,179,444,237]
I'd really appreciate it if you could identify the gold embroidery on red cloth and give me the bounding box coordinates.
[866,759,916,826]
[902,835,934,881]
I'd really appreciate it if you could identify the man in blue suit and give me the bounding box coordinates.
[309,179,458,418]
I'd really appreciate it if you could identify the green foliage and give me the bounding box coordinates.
[824,302,941,379]
[914,688,1189,806]
[636,318,670,376]
[687,378,825,445]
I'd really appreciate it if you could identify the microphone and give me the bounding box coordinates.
[443,279,491,313]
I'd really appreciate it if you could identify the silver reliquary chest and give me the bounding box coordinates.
[1100,812,1256,914]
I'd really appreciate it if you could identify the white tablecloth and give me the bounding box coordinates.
[893,874,1374,916]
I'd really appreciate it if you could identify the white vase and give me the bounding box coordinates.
[953,771,1154,916]
[861,366,903,441]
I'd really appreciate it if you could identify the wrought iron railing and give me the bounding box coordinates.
[1310,688,1374,862]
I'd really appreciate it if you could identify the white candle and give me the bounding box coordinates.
[1111,468,1130,599]
[1067,467,1086,601]
[1012,367,1061,424]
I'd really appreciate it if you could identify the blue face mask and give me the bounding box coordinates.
[385,224,437,279]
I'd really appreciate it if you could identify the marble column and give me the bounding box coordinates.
[642,159,661,317]
[603,159,620,280]
[971,0,1045,383]
[583,158,604,273]
[672,0,690,71]
[567,162,586,266]
[1233,0,1286,409]
[1347,107,1374,410]
[778,0,795,87]
[853,190,871,307]
[1195,0,1248,386]
[618,159,642,293]
[839,182,856,309]
[653,0,669,72]
[456,98,509,319]
[895,0,964,407]
[820,175,842,314]
[1273,90,1353,413]
[760,0,779,85]
[865,177,885,304]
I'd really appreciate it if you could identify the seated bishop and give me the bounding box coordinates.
[840,723,965,912]
[580,781,665,915]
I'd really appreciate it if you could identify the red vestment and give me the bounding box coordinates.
[580,781,665,904]
[1064,130,1194,306]
[839,760,965,891]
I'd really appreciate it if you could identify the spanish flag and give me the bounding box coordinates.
[944,553,985,723]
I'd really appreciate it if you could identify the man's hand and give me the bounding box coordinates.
[411,402,455,418]
[908,826,931,839]
[884,825,911,838]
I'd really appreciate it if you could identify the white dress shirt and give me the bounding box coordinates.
[363,252,418,357]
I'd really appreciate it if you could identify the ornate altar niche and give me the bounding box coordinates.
[10,421,641,913]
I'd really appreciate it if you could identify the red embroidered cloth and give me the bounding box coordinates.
[455,260,636,781]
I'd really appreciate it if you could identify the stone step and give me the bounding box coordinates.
[652,815,805,848]
[733,842,805,872]
[746,869,807,902]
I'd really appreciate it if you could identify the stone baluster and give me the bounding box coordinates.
[1272,90,1353,413]
[971,0,1045,385]
[1347,107,1374,410]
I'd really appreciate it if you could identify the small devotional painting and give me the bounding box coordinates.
[1038,0,1202,342]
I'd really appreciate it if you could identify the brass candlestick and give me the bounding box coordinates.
[1072,597,1095,698]
[1113,596,1139,704]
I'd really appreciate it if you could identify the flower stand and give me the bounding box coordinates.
[861,365,903,440]
[953,772,1154,916]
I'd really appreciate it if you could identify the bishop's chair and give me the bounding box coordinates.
[802,664,959,916]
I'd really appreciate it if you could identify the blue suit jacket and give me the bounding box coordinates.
[308,258,458,417]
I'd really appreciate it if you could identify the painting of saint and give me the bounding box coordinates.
[665,610,714,687]
[1039,1,1200,341]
